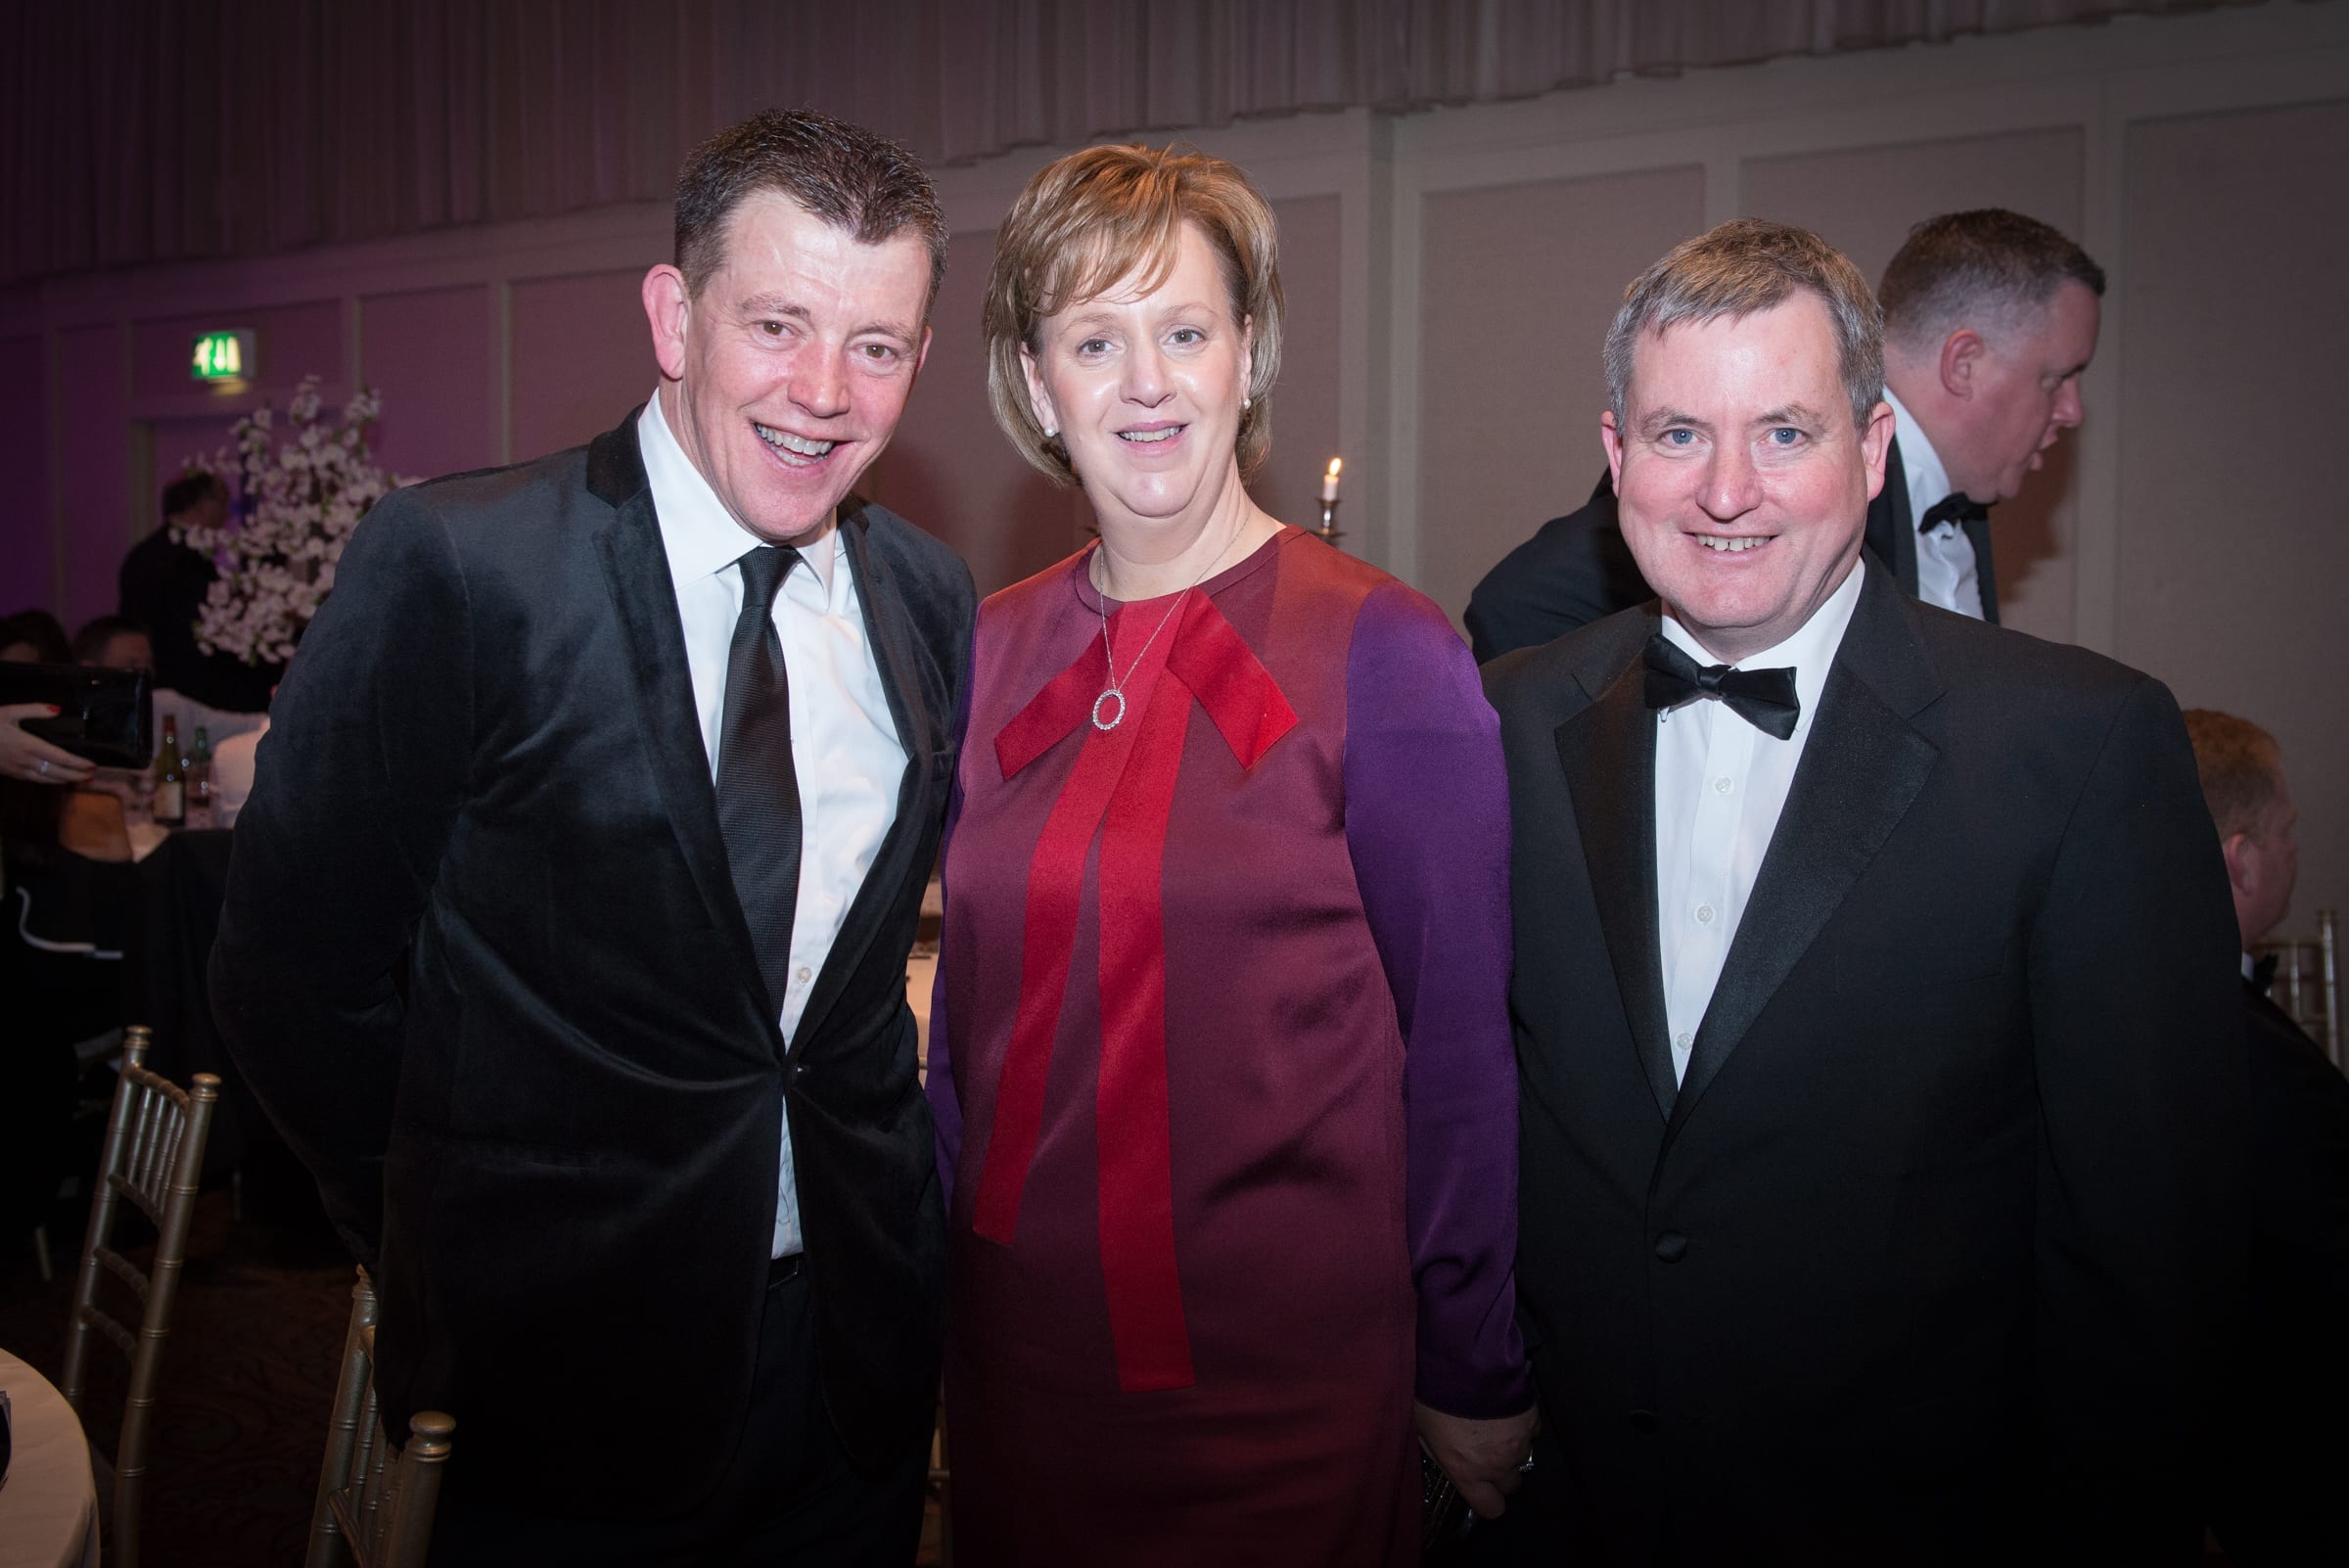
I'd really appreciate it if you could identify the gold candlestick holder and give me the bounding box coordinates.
[1315,497,1343,548]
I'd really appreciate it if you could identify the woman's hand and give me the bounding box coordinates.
[0,703,97,784]
[1415,1400,1539,1519]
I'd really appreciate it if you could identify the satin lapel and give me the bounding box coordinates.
[788,503,939,1055]
[587,438,773,1033]
[1965,513,2001,624]
[1669,570,1941,1131]
[1866,434,1922,599]
[1555,651,1676,1120]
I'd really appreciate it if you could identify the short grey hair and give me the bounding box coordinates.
[1604,218,1884,433]
[1878,208,2105,357]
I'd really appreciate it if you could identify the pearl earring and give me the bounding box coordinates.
[1043,424,1058,438]
[1242,396,1252,410]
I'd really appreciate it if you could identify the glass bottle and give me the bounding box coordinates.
[154,715,185,827]
[189,725,213,819]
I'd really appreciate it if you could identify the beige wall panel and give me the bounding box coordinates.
[1251,195,1344,538]
[2117,97,2349,928]
[1417,165,1707,626]
[508,269,662,464]
[860,229,1083,599]
[1743,130,2087,643]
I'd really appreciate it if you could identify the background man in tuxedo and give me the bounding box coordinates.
[212,110,974,1564]
[117,470,281,711]
[1466,209,2101,661]
[2184,709,2349,1566]
[1481,219,2241,1563]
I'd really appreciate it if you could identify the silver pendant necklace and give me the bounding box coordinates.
[1091,527,1247,732]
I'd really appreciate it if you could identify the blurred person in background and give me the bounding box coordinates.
[69,614,153,672]
[2184,708,2349,1567]
[117,469,279,711]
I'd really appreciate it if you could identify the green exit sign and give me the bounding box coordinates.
[190,330,255,383]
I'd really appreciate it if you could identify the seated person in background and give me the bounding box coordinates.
[118,470,280,712]
[1465,208,2102,661]
[1,610,98,788]
[0,729,135,1257]
[70,614,153,672]
[2184,708,2349,1567]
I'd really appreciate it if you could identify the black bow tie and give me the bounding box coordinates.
[1642,634,1800,741]
[1919,492,1989,533]
[2250,953,2280,996]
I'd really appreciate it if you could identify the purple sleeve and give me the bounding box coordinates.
[1345,582,1533,1418]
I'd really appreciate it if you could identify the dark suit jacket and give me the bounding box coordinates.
[1464,436,2001,662]
[1480,562,2242,1565]
[2206,983,2349,1565]
[210,412,975,1516]
[117,527,282,712]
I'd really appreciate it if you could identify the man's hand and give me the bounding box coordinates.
[1415,1400,1538,1520]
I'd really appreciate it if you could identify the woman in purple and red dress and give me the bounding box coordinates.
[926,144,1535,1565]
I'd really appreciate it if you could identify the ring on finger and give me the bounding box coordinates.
[1517,1453,1535,1476]
[37,758,48,775]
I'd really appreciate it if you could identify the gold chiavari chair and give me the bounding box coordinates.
[2254,908,2340,1070]
[307,1268,455,1568]
[58,1023,220,1568]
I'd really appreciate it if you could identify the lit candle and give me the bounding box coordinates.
[1320,457,1343,503]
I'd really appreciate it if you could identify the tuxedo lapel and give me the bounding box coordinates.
[788,498,941,1055]
[1964,513,2000,624]
[1670,567,1941,1130]
[585,417,779,1039]
[1555,638,1677,1120]
[1863,433,1922,599]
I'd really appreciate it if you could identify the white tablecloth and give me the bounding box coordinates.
[0,1348,98,1568]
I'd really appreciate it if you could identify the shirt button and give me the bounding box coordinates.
[796,966,812,984]
[1714,776,1733,794]
[1674,1031,1692,1053]
[1695,903,1715,924]
[1654,1231,1688,1263]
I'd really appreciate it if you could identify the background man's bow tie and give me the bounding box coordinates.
[1920,492,1990,532]
[1642,634,1800,740]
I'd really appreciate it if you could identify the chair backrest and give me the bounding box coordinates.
[307,1268,454,1568]
[2256,908,2341,1070]
[58,1023,219,1568]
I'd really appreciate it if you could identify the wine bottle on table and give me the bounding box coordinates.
[189,725,213,819]
[154,715,185,827]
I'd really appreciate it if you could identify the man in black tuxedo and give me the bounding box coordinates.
[212,110,974,1564]
[1481,219,2242,1564]
[1466,209,2102,661]
[2184,710,2349,1565]
[117,471,281,711]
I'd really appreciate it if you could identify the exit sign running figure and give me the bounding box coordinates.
[190,330,256,382]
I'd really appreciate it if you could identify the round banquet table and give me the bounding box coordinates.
[0,1347,98,1568]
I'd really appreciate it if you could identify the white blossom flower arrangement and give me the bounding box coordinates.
[174,375,409,665]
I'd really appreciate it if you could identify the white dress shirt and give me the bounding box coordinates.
[1654,563,1866,1084]
[638,391,905,1258]
[1884,387,1985,621]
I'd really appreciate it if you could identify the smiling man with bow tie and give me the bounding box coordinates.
[1479,219,2244,1565]
[1465,208,2103,662]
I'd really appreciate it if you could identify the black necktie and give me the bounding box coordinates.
[717,544,804,1021]
[1641,633,1801,741]
[1919,492,1988,534]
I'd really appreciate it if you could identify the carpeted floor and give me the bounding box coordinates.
[1,1175,946,1566]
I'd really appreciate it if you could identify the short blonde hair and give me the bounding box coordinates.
[2183,709,2287,841]
[983,144,1284,485]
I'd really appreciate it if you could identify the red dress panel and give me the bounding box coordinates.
[930,529,1522,1566]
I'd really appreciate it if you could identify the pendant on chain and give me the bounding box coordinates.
[1091,689,1127,731]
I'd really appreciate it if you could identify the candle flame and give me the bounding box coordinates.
[1326,457,1343,478]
